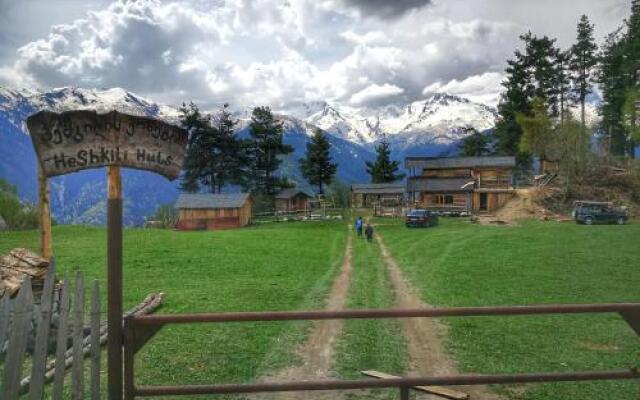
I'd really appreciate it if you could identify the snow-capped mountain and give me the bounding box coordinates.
[293,93,498,148]
[0,86,373,225]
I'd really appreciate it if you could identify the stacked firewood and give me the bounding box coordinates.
[0,248,51,298]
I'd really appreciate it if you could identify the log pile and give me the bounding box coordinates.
[0,248,51,297]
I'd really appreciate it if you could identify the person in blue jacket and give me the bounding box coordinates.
[355,216,363,237]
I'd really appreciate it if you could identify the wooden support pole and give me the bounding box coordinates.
[38,163,53,260]
[107,166,124,400]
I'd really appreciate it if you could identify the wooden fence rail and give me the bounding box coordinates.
[0,264,102,400]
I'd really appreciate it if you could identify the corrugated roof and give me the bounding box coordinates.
[351,183,405,194]
[405,156,516,170]
[407,177,474,193]
[175,193,250,209]
[275,188,314,199]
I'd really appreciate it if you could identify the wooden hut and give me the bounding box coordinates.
[406,156,516,213]
[175,193,252,230]
[275,188,313,212]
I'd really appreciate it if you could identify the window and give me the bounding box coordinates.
[433,195,454,205]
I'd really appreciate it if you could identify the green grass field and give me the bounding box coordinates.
[1,217,639,399]
[377,218,640,400]
[0,222,348,398]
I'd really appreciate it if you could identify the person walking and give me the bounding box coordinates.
[355,216,363,238]
[365,223,374,242]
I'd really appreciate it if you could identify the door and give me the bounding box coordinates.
[479,193,488,212]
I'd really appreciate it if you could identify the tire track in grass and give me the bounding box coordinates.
[251,231,354,400]
[332,232,409,399]
[375,233,503,400]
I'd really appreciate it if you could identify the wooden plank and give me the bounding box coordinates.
[29,260,57,399]
[0,293,11,355]
[52,278,70,400]
[90,280,101,400]
[361,370,469,400]
[72,272,85,400]
[2,279,34,400]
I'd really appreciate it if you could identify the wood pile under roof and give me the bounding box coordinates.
[0,248,50,297]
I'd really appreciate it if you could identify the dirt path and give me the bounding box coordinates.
[375,234,502,400]
[252,232,353,400]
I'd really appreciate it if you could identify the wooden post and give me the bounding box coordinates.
[107,166,124,400]
[38,163,53,260]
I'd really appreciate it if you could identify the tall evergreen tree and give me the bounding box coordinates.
[569,15,598,142]
[458,128,490,156]
[598,29,627,155]
[299,129,337,194]
[365,138,405,183]
[246,106,293,195]
[180,103,246,193]
[495,49,531,167]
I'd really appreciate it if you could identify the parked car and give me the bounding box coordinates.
[405,209,439,228]
[572,201,629,225]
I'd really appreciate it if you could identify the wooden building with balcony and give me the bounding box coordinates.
[351,183,406,208]
[406,156,516,213]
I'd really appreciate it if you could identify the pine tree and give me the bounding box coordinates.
[365,138,405,183]
[246,106,294,195]
[180,103,246,193]
[458,128,490,156]
[569,15,598,143]
[495,49,531,166]
[299,129,337,194]
[598,29,627,155]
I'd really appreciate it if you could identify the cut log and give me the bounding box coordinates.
[361,370,469,400]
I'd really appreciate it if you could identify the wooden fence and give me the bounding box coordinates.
[0,261,102,400]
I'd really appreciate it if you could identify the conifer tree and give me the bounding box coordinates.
[246,106,294,195]
[299,129,337,194]
[516,96,553,162]
[365,138,405,183]
[569,15,598,142]
[180,103,246,193]
[458,128,490,156]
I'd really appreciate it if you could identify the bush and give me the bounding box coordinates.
[0,179,39,230]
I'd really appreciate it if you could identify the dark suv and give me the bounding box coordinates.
[572,201,629,225]
[405,209,439,228]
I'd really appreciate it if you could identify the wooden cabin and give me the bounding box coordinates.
[406,156,516,213]
[275,188,313,212]
[175,193,252,230]
[351,183,405,208]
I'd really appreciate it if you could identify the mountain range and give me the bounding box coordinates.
[0,86,505,225]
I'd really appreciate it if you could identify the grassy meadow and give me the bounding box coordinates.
[0,221,348,398]
[1,216,639,399]
[377,218,640,400]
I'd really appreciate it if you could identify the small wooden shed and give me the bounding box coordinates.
[275,188,313,212]
[175,193,252,230]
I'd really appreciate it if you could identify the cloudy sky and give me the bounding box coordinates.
[0,0,631,111]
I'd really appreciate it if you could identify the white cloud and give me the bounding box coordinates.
[0,0,632,111]
[350,83,404,106]
[423,72,505,106]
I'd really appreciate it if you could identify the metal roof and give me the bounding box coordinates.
[351,183,405,194]
[275,188,314,199]
[175,193,251,209]
[407,177,474,193]
[405,156,516,170]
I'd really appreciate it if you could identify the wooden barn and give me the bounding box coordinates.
[275,188,313,212]
[175,193,252,230]
[351,183,406,208]
[406,156,516,213]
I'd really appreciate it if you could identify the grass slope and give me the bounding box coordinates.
[0,222,347,398]
[378,219,640,400]
[333,233,408,399]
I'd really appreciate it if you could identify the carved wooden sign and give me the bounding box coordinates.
[26,110,188,180]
